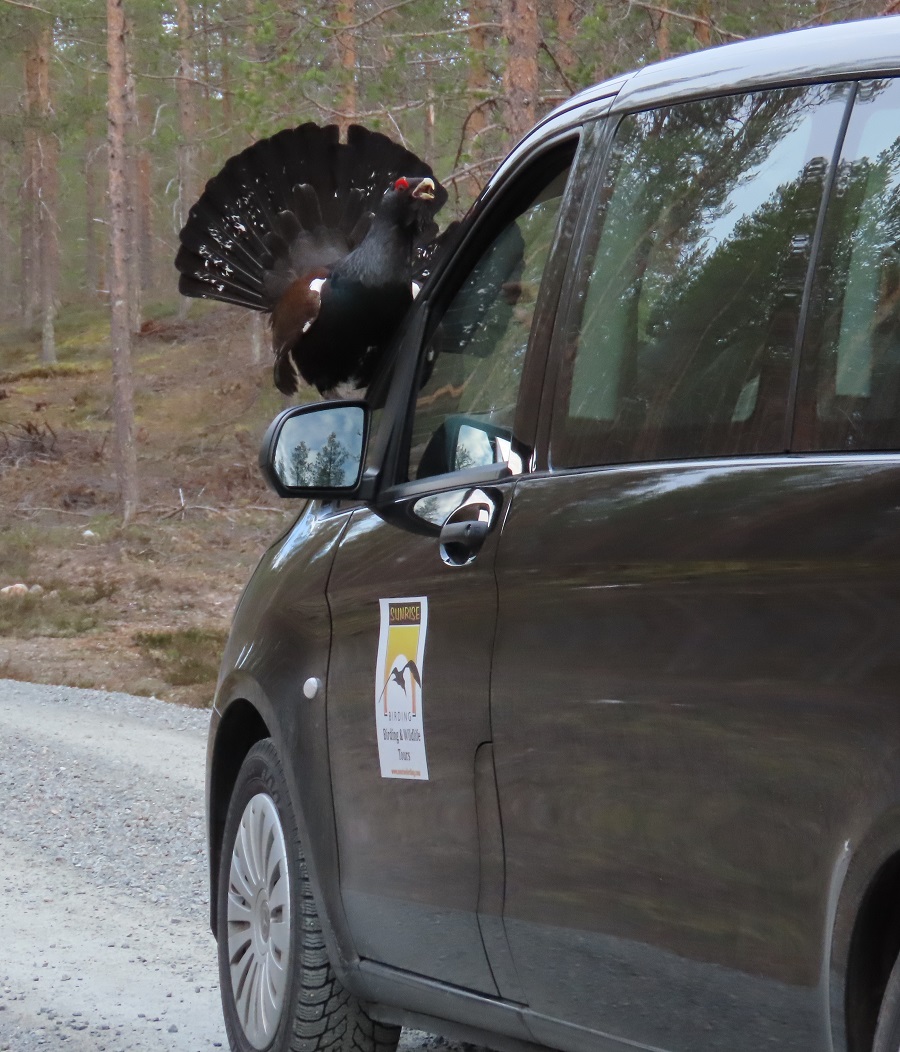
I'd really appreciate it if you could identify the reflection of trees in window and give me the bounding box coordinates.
[600,89,832,348]
[409,163,571,481]
[565,83,847,464]
[801,89,900,448]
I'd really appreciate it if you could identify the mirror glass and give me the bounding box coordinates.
[454,423,495,471]
[272,405,365,490]
[413,490,468,527]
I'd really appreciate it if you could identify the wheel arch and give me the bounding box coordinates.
[844,853,900,1052]
[206,673,364,999]
[207,695,271,938]
[832,809,900,1052]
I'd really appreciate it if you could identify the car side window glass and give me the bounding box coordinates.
[553,84,850,468]
[407,146,575,482]
[794,80,900,452]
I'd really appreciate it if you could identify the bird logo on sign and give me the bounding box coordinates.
[377,658,422,716]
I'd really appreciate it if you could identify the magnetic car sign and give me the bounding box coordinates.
[375,597,429,780]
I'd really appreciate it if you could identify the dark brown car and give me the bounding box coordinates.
[207,17,900,1052]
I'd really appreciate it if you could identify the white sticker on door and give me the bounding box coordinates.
[375,596,429,780]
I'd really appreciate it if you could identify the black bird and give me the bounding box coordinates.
[175,122,451,396]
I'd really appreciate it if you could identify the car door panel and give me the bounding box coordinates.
[325,134,589,995]
[326,502,504,993]
[492,458,900,1051]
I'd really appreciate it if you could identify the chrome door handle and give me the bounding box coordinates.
[439,490,498,566]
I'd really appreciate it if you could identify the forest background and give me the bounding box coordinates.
[0,0,893,704]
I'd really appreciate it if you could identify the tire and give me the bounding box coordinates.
[874,950,900,1052]
[217,739,401,1052]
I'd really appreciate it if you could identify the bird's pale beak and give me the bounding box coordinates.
[412,178,436,202]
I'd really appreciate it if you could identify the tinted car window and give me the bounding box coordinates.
[553,84,850,468]
[794,79,900,451]
[408,146,575,481]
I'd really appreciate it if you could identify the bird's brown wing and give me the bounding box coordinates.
[272,269,328,393]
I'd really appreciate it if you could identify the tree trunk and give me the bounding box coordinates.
[221,21,234,138]
[502,0,539,144]
[655,10,671,59]
[335,0,357,133]
[175,0,196,322]
[84,133,103,299]
[0,155,13,318]
[423,64,435,168]
[22,39,40,328]
[466,0,489,139]
[555,0,577,79]
[249,310,265,366]
[124,52,142,334]
[36,21,58,364]
[107,0,139,523]
[693,0,711,46]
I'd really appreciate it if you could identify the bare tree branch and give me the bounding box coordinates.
[793,0,874,27]
[0,0,52,13]
[452,98,501,175]
[299,92,466,122]
[321,0,421,33]
[540,40,576,95]
[625,0,747,41]
[386,22,502,39]
[444,156,505,187]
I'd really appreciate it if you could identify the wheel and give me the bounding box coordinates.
[217,739,401,1052]
[874,950,900,1052]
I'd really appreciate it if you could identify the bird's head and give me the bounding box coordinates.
[380,176,443,231]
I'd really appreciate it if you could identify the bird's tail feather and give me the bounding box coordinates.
[175,122,444,312]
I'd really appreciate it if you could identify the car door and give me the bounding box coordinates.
[325,131,587,994]
[490,84,854,1051]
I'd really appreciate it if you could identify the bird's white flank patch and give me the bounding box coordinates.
[411,281,422,299]
[303,277,326,333]
[375,597,429,780]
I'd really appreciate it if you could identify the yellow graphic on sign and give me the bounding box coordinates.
[375,597,429,780]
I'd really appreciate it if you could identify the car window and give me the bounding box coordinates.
[407,145,576,482]
[552,84,850,468]
[794,79,900,452]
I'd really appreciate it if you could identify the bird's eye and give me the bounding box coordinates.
[394,177,410,191]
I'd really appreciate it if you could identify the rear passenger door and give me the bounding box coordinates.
[491,84,854,1052]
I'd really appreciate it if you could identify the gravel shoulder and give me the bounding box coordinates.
[0,681,470,1052]
[0,680,224,1051]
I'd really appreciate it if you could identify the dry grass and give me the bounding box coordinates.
[0,300,307,705]
[134,627,230,687]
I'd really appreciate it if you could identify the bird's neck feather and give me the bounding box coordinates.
[334,212,413,286]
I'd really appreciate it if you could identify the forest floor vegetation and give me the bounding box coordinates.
[0,301,303,706]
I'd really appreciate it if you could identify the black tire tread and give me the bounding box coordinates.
[874,947,900,1052]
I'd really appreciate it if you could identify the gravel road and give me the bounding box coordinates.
[0,681,465,1052]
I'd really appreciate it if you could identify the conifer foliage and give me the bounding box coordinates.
[0,0,893,515]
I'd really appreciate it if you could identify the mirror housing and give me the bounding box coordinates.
[416,414,522,479]
[259,401,370,499]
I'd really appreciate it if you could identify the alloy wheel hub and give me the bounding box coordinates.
[226,793,291,1050]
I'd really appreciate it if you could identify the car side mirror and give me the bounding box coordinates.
[416,414,523,480]
[259,401,369,499]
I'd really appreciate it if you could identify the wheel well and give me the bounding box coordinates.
[208,699,270,938]
[846,853,900,1052]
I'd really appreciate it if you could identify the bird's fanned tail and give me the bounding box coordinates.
[175,122,447,314]
[175,121,452,396]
